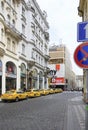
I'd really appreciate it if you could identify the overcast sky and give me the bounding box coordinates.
[35,0,83,75]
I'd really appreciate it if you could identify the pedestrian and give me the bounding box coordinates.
[23,87,26,92]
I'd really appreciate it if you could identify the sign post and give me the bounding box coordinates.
[85,70,88,130]
[76,21,88,130]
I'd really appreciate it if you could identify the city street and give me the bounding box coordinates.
[0,91,85,130]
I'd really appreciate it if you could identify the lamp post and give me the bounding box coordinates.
[49,70,57,88]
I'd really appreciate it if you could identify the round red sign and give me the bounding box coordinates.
[74,42,88,68]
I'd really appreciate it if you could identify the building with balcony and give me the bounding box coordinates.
[0,0,49,94]
[48,44,76,90]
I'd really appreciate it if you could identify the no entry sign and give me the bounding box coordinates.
[74,42,88,68]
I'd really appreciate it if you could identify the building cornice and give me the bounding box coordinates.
[78,0,85,16]
[27,0,49,28]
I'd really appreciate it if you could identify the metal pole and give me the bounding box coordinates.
[85,69,88,130]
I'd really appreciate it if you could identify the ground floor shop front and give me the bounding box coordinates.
[0,60,48,94]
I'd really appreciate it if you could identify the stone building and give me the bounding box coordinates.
[0,0,49,94]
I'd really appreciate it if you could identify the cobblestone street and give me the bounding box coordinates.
[0,92,85,130]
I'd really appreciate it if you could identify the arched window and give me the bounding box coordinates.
[21,63,26,74]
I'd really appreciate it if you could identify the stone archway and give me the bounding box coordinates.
[6,61,17,91]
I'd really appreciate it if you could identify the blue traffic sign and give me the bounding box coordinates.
[77,21,88,42]
[74,42,88,68]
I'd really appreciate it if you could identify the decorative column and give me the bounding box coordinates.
[46,78,48,89]
[37,74,39,89]
[2,61,5,94]
[42,77,44,89]
[16,66,21,90]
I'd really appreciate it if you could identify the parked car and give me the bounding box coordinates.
[26,89,41,98]
[54,88,63,93]
[39,89,49,96]
[1,89,28,102]
[48,89,55,94]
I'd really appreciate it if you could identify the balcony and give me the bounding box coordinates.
[5,20,21,40]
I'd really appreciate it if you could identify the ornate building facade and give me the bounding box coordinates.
[0,0,49,94]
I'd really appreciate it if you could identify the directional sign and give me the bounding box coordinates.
[74,42,88,68]
[77,21,88,42]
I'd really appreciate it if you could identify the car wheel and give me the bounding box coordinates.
[15,97,19,102]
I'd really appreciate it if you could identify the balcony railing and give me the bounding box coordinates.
[5,20,21,39]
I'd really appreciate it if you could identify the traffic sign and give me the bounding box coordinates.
[74,42,88,68]
[77,21,88,42]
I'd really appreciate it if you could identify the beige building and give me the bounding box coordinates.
[48,44,76,90]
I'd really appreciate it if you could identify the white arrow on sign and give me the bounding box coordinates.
[84,24,88,39]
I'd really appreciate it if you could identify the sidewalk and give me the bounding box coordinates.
[67,95,85,130]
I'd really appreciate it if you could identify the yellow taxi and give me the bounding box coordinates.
[26,89,41,98]
[48,89,55,94]
[39,89,49,96]
[1,89,28,102]
[54,88,63,93]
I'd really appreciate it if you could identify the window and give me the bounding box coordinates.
[41,58,43,65]
[12,41,16,52]
[22,24,25,34]
[22,44,25,55]
[36,54,38,61]
[7,0,11,3]
[1,28,4,38]
[32,51,35,59]
[12,0,15,8]
[7,38,11,50]
[1,1,4,11]
[39,57,40,64]
[7,14,10,23]
[22,7,25,17]
[12,19,15,27]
